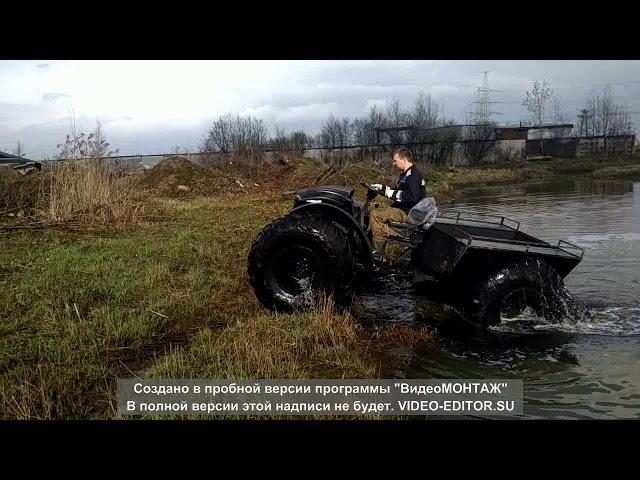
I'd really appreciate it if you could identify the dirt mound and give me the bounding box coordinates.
[141,156,247,197]
[252,160,387,190]
[141,156,398,198]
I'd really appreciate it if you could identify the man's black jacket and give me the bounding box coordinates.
[389,164,427,213]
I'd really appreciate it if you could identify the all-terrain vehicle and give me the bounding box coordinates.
[247,184,584,328]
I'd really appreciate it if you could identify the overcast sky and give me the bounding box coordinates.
[2,60,640,159]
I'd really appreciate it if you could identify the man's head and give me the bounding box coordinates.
[392,147,413,171]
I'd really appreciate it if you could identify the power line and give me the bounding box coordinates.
[475,79,640,94]
[470,72,501,125]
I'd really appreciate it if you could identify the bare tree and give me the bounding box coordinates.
[553,97,569,130]
[379,98,409,145]
[231,115,267,165]
[421,120,460,166]
[337,118,353,148]
[522,80,553,156]
[317,115,353,149]
[203,115,233,156]
[352,118,369,145]
[56,116,119,160]
[611,104,635,137]
[353,117,378,163]
[462,123,496,165]
[317,115,338,148]
[201,113,268,167]
[588,87,615,139]
[548,97,573,141]
[56,111,83,159]
[269,127,310,163]
[584,86,636,155]
[11,141,27,158]
[406,92,441,161]
[290,131,311,150]
[410,92,440,131]
[352,94,461,164]
[316,115,355,164]
[384,98,406,128]
[353,105,387,162]
[552,97,568,124]
[360,105,385,144]
[88,119,117,158]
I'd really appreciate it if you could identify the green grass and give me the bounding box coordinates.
[1,192,433,419]
[0,194,287,418]
[534,158,640,181]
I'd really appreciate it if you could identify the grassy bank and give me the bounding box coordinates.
[532,156,640,180]
[0,192,431,419]
[592,164,640,179]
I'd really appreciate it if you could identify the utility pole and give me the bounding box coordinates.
[577,109,593,138]
[576,109,593,158]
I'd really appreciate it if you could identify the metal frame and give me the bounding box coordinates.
[389,215,585,259]
[437,210,522,232]
[558,239,585,259]
[448,225,584,259]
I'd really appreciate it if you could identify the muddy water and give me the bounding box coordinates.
[354,177,640,419]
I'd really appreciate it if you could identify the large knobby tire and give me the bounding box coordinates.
[247,212,355,313]
[465,259,573,328]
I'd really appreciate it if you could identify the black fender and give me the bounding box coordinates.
[290,203,374,272]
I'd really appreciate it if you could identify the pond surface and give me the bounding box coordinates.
[355,177,640,419]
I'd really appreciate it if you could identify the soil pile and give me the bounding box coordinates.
[141,156,247,197]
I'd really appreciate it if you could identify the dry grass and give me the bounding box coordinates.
[2,159,145,227]
[44,159,144,225]
[0,169,46,214]
[150,295,378,380]
[447,168,527,186]
[593,165,640,180]
[372,324,432,349]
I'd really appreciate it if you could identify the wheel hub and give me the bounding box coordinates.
[294,257,311,278]
[273,246,321,295]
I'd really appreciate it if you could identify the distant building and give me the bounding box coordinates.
[576,135,635,157]
[526,124,574,140]
[494,127,528,141]
[373,122,634,162]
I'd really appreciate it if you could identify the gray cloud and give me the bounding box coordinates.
[41,92,70,102]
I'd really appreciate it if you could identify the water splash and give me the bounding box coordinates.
[493,304,640,336]
[295,276,318,309]
[534,306,640,336]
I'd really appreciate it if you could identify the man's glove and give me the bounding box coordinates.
[370,184,396,198]
[384,186,395,198]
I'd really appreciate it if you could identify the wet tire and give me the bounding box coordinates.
[247,212,355,313]
[465,259,573,328]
